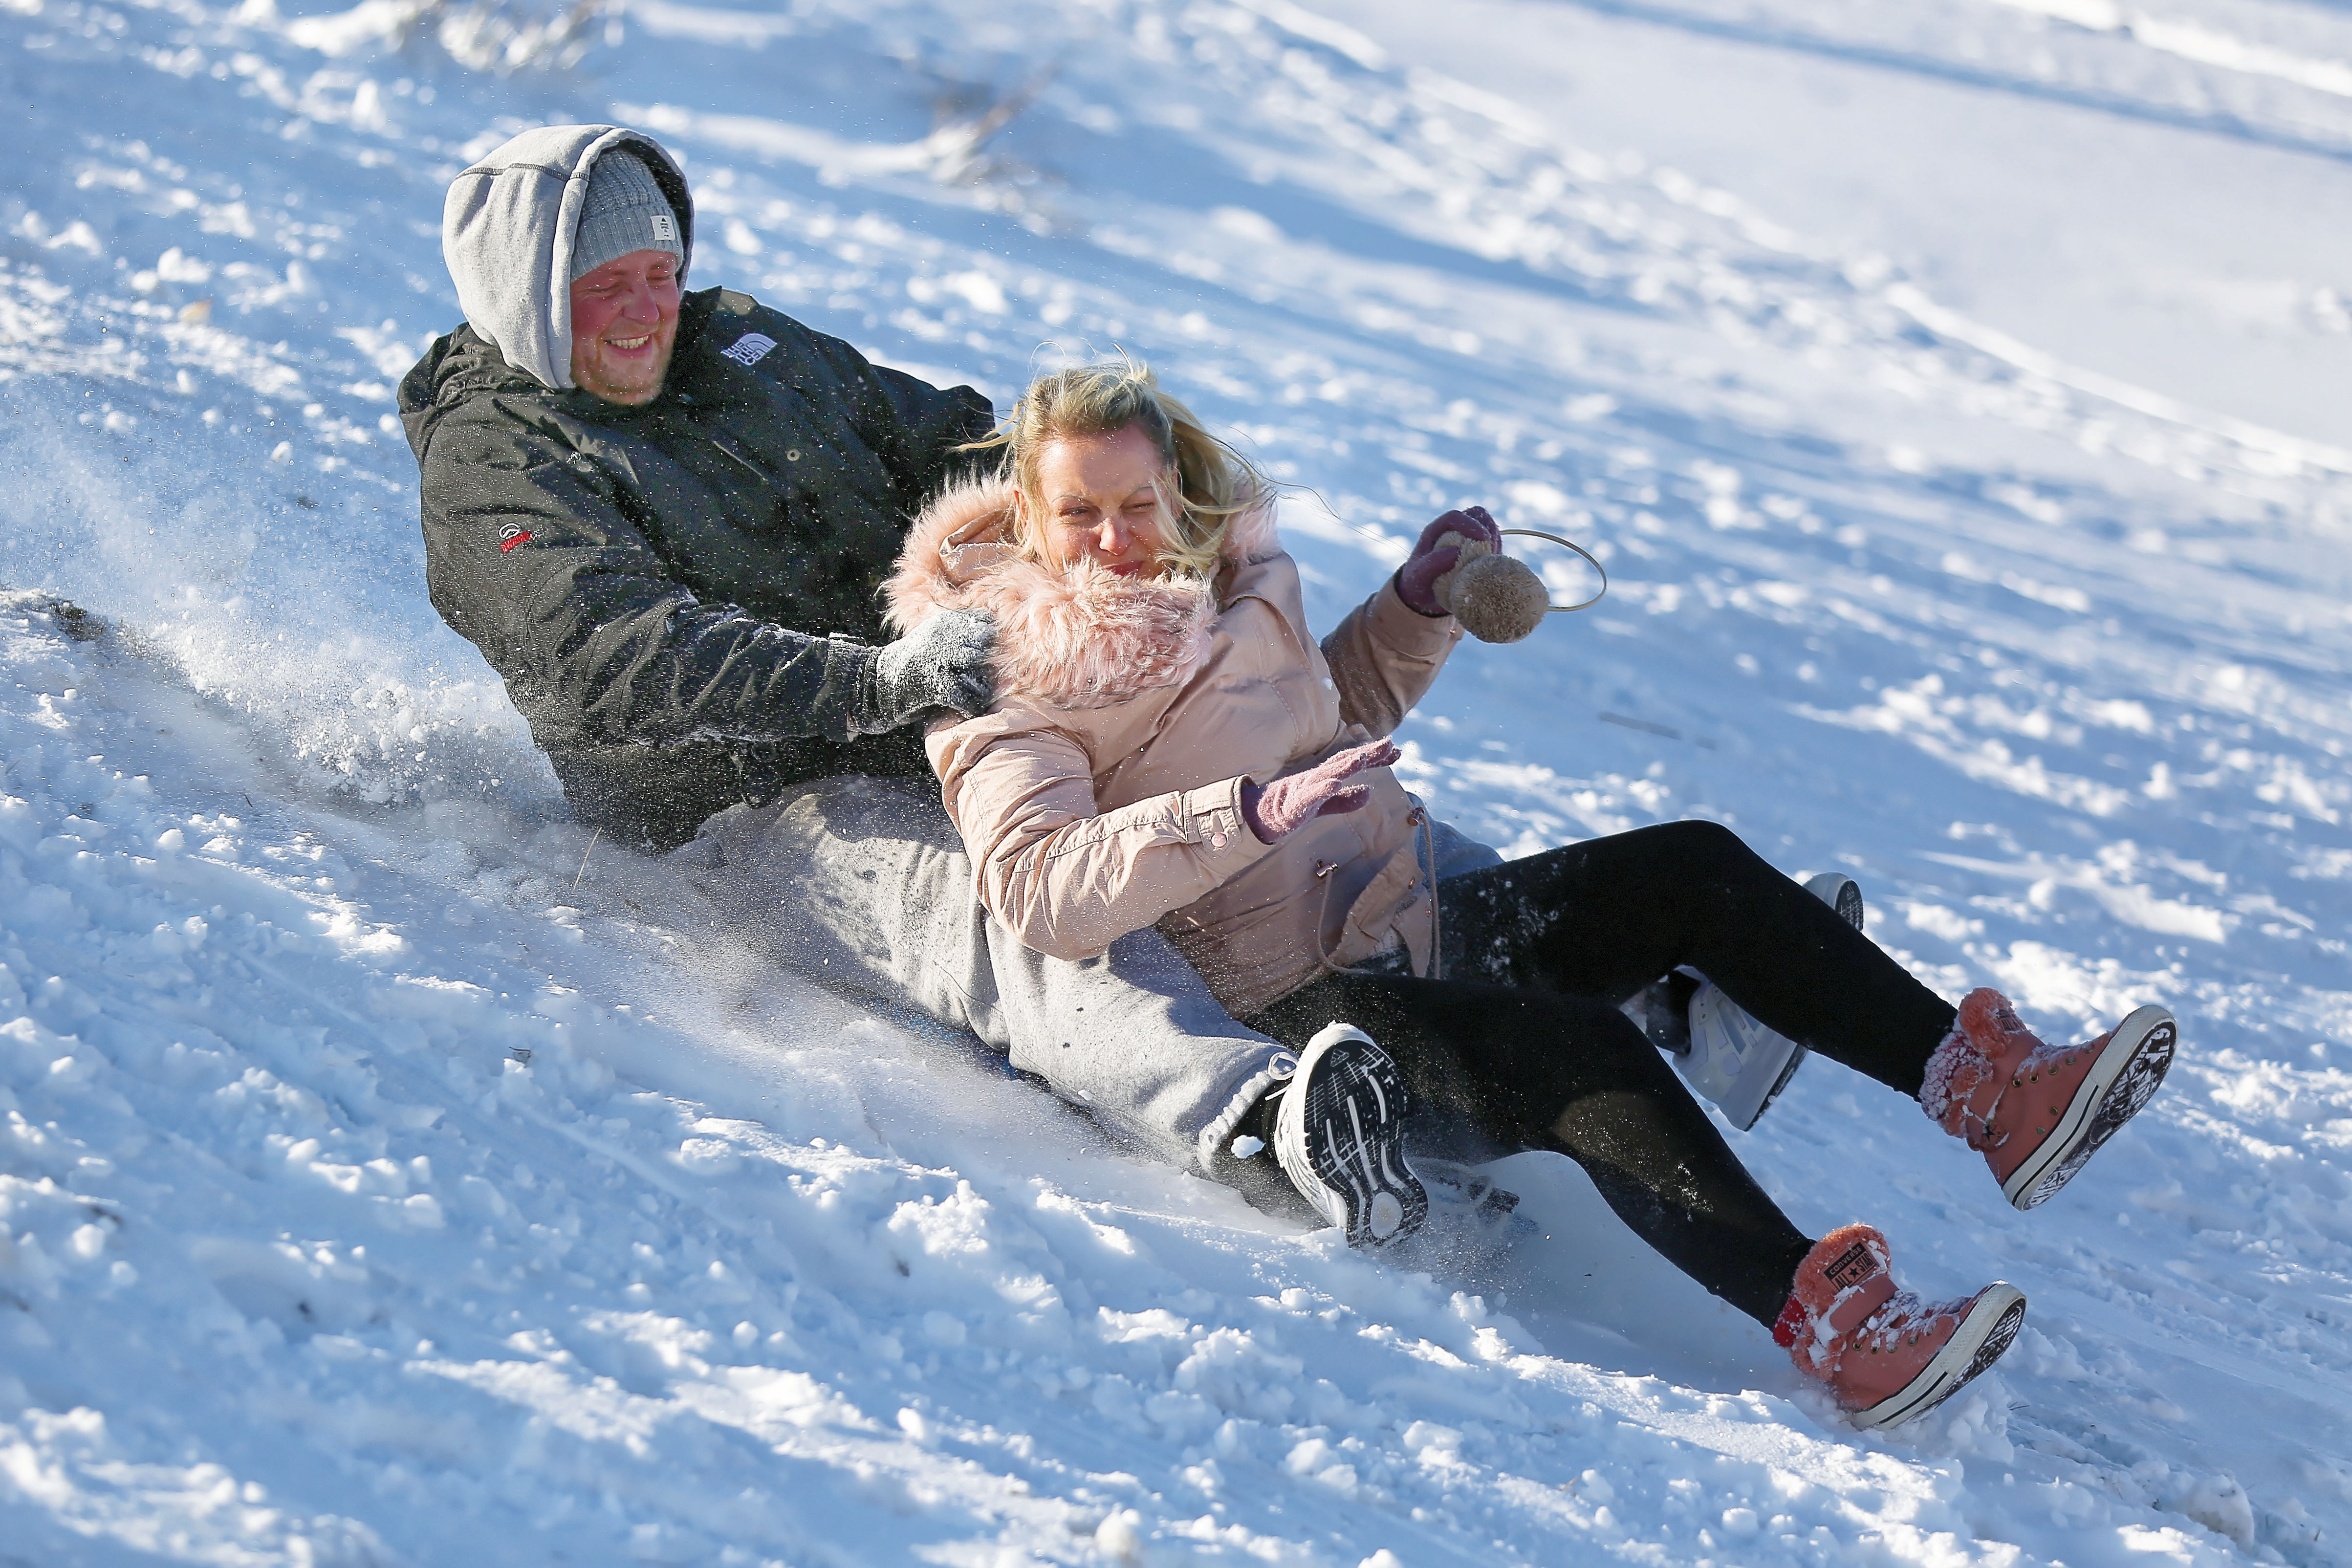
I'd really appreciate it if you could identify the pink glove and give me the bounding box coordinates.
[1396,505,1503,616]
[1240,740,1402,844]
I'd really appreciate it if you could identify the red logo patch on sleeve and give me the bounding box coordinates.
[499,523,533,553]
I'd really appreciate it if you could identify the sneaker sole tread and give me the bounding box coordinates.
[1850,1285,2027,1431]
[2001,1006,2177,1211]
[1283,1034,1428,1250]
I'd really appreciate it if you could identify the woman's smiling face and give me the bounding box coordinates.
[1024,423,1171,576]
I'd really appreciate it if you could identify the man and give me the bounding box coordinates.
[401,124,1297,1181]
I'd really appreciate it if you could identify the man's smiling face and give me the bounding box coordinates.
[568,248,681,406]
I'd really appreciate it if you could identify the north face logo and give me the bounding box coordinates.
[721,332,778,368]
[1825,1242,1876,1291]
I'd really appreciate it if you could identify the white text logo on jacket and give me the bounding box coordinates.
[722,332,778,367]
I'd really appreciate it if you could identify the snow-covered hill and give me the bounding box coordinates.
[3,0,2350,1562]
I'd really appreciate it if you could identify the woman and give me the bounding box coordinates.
[885,359,2178,1430]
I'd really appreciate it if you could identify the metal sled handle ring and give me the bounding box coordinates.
[1500,528,1609,612]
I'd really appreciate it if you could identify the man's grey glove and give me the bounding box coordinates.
[852,608,997,735]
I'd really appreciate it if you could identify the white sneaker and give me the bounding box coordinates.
[1275,1024,1428,1248]
[1672,872,1863,1131]
[1682,981,1806,1130]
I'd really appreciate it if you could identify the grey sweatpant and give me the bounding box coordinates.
[670,774,1292,1170]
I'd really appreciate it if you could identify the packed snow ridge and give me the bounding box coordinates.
[3,0,2351,1563]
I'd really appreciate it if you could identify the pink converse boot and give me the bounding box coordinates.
[1923,989,2177,1211]
[1775,1224,2025,1430]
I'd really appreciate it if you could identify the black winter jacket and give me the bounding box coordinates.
[402,286,994,850]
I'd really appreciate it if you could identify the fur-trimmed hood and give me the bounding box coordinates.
[885,479,1282,709]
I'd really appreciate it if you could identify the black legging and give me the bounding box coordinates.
[1244,819,1959,1326]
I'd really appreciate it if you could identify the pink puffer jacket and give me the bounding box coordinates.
[885,480,1462,1017]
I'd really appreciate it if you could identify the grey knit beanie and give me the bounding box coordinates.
[569,152,684,281]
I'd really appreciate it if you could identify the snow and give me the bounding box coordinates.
[1,0,2349,1562]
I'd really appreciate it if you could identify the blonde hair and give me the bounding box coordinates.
[963,355,1268,580]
